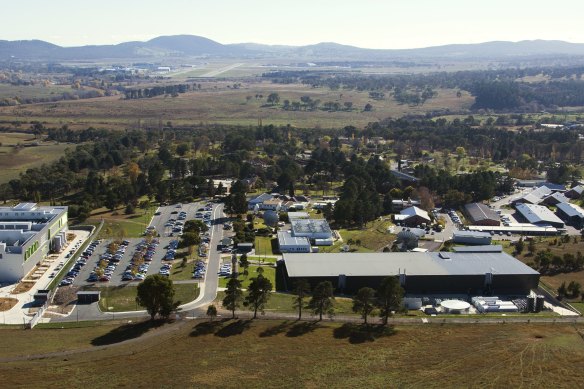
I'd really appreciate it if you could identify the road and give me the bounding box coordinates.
[49,203,225,323]
[201,63,243,77]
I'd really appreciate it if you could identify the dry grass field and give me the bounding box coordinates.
[0,81,474,129]
[0,320,582,388]
[0,132,71,183]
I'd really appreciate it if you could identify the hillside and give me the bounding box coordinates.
[2,35,584,61]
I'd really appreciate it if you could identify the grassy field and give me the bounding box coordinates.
[95,283,199,312]
[0,83,76,100]
[218,265,276,289]
[254,236,276,256]
[321,218,396,253]
[0,82,474,129]
[0,134,71,183]
[0,320,583,387]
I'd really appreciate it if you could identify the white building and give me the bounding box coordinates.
[277,231,311,253]
[290,218,333,243]
[0,203,68,283]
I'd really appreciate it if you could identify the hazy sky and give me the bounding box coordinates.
[3,0,584,48]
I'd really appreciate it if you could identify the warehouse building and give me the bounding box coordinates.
[512,186,552,205]
[463,203,500,226]
[276,251,539,295]
[555,202,584,229]
[452,230,493,245]
[0,203,68,283]
[394,206,431,227]
[515,203,565,228]
[541,192,569,206]
[277,231,311,253]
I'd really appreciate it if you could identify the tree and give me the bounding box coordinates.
[352,287,376,324]
[244,274,273,319]
[222,278,243,319]
[557,281,568,299]
[206,304,217,321]
[136,275,176,320]
[515,238,524,255]
[376,276,404,325]
[238,253,249,273]
[292,278,311,320]
[267,93,280,105]
[308,281,335,321]
[567,281,581,298]
[528,239,536,254]
[364,103,373,112]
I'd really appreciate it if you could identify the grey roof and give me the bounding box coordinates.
[277,231,310,246]
[283,252,539,277]
[568,185,584,195]
[464,203,500,223]
[518,186,552,204]
[453,245,503,253]
[453,230,492,239]
[291,218,332,235]
[515,203,564,226]
[545,192,569,204]
[249,193,273,204]
[390,170,418,182]
[556,202,584,218]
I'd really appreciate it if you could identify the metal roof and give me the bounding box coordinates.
[291,218,332,235]
[453,245,503,253]
[518,186,552,204]
[464,203,500,223]
[400,206,430,221]
[453,230,492,239]
[283,252,539,277]
[277,231,310,246]
[546,192,569,204]
[515,203,564,226]
[556,202,584,218]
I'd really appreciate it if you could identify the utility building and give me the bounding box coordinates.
[555,202,584,229]
[515,203,565,228]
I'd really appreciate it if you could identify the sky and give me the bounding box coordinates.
[3,0,584,49]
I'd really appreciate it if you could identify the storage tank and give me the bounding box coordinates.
[527,296,535,312]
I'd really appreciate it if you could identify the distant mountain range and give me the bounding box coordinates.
[2,35,584,61]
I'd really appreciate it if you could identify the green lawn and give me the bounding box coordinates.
[569,302,584,315]
[218,265,276,289]
[215,290,356,316]
[247,255,277,264]
[96,283,199,312]
[254,236,276,256]
[321,219,396,253]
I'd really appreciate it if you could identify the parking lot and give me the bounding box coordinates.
[149,202,206,237]
[71,237,177,287]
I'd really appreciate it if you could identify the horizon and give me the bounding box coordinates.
[3,0,584,49]
[6,35,584,51]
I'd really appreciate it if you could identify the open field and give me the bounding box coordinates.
[0,83,78,100]
[0,81,474,129]
[217,265,276,289]
[0,134,71,183]
[321,218,396,253]
[95,283,199,312]
[0,320,583,387]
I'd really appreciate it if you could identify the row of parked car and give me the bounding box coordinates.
[59,240,101,286]
[193,260,206,279]
[218,263,232,277]
[120,239,160,281]
[87,240,131,282]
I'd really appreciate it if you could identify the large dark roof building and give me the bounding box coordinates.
[463,203,500,226]
[277,252,539,295]
[555,202,584,229]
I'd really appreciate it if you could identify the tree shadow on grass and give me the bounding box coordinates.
[189,319,227,337]
[259,321,291,337]
[214,319,252,338]
[91,319,165,346]
[286,321,321,337]
[333,323,396,344]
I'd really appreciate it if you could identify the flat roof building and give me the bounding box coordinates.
[452,230,493,245]
[290,218,333,240]
[513,186,552,205]
[277,251,539,295]
[0,203,68,283]
[277,231,311,253]
[463,203,500,226]
[515,203,565,228]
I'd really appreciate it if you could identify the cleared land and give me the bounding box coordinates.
[0,320,582,388]
[0,82,474,129]
[0,133,71,183]
[95,283,199,312]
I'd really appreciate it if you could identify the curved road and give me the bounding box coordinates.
[50,204,225,323]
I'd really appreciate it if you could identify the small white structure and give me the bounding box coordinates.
[287,212,310,220]
[441,300,471,314]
